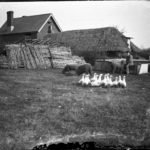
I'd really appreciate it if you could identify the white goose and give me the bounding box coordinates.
[122,76,127,88]
[104,74,111,88]
[78,73,85,85]
[83,74,91,86]
[118,75,122,87]
[97,74,103,86]
[108,75,113,87]
[90,73,98,82]
[101,74,107,87]
[90,74,100,87]
[112,76,119,88]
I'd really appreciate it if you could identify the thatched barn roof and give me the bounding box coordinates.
[130,41,141,53]
[43,27,130,55]
[130,42,150,59]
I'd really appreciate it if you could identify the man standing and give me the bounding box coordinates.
[126,52,133,74]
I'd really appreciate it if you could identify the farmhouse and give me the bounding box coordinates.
[0,11,62,44]
[0,12,148,73]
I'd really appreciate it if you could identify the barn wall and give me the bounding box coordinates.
[94,61,113,72]
[0,34,24,44]
[0,36,2,43]
[37,17,61,39]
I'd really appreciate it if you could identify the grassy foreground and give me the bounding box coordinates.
[0,69,150,150]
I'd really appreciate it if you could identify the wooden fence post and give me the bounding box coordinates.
[48,46,54,68]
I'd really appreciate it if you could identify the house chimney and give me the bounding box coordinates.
[7,11,14,32]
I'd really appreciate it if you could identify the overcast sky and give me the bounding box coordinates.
[0,1,150,48]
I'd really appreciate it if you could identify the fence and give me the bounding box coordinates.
[0,43,85,69]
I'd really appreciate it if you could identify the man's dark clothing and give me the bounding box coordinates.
[126,54,133,74]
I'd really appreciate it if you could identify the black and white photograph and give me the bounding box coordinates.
[0,1,150,150]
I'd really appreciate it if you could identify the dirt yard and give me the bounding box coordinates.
[0,69,150,150]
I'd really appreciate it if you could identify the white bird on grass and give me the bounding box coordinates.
[97,74,103,86]
[104,74,112,88]
[112,76,119,88]
[108,75,113,87]
[101,74,107,87]
[118,75,122,87]
[78,73,85,85]
[83,74,91,86]
[90,76,99,87]
[121,76,127,88]
[90,73,98,82]
[117,75,127,88]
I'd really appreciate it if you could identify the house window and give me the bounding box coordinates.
[47,21,52,33]
[48,25,52,33]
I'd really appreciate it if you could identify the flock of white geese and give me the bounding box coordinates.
[78,73,127,88]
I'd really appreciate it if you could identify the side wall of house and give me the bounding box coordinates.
[37,17,61,40]
[0,32,37,44]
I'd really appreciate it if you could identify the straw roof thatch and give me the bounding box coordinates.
[130,42,150,59]
[43,27,130,56]
[130,41,142,53]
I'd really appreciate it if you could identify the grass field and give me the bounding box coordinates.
[0,69,150,150]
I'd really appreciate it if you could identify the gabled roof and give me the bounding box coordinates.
[130,41,141,53]
[0,13,62,35]
[43,27,130,53]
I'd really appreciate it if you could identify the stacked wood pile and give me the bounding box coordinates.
[39,45,85,68]
[5,44,47,69]
[0,44,85,69]
[0,55,8,68]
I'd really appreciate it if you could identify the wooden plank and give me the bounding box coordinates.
[13,46,18,69]
[48,46,54,68]
[43,57,51,67]
[21,44,32,69]
[36,45,47,69]
[27,44,47,69]
[6,46,11,69]
[15,45,22,68]
[0,55,8,68]
[28,44,41,68]
[16,46,20,67]
[6,45,17,69]
[20,44,27,68]
[24,43,36,69]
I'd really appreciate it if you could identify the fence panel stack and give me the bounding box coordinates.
[0,55,8,68]
[1,43,85,69]
[6,44,22,69]
[40,45,85,68]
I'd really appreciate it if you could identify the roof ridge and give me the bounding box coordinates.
[62,26,118,33]
[0,13,54,35]
[15,13,51,19]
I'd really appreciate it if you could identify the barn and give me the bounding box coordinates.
[41,27,132,64]
[0,11,62,44]
[40,27,150,74]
